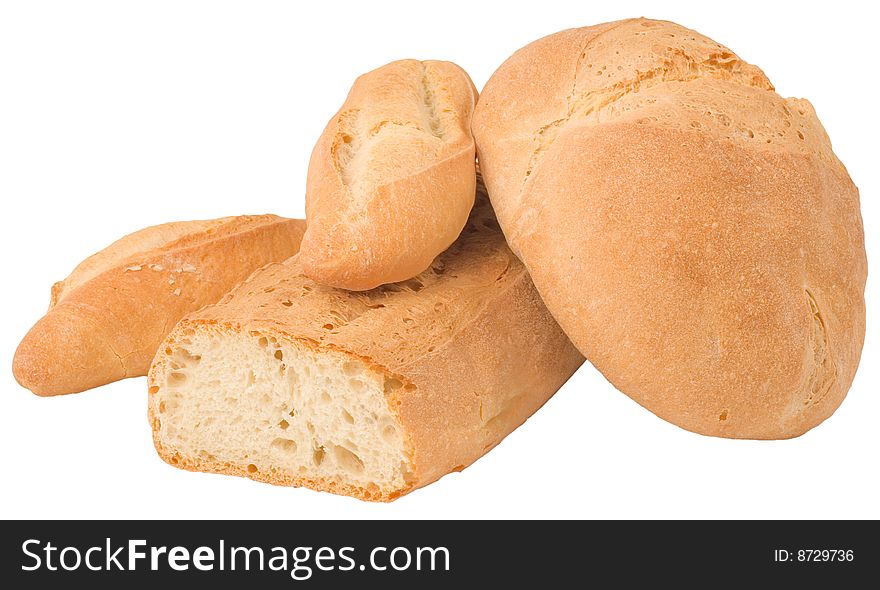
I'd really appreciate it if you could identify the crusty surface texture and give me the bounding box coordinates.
[148,185,584,501]
[473,18,867,439]
[300,59,478,290]
[14,215,306,396]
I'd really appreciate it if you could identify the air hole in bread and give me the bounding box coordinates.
[271,438,298,454]
[281,300,293,307]
[274,350,283,361]
[278,419,290,430]
[258,336,269,348]
[719,410,729,421]
[343,362,362,376]
[333,445,364,473]
[149,385,160,394]
[321,392,332,403]
[341,409,355,424]
[322,323,334,330]
[247,463,258,473]
[174,348,201,367]
[313,446,326,466]
[168,372,188,386]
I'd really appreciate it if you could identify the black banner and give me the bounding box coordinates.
[1,520,876,586]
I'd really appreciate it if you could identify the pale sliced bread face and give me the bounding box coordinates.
[150,324,413,499]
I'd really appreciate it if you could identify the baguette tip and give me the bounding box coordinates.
[13,312,127,396]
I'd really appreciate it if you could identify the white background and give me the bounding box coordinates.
[0,0,876,519]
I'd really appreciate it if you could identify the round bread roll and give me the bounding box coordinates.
[472,18,867,439]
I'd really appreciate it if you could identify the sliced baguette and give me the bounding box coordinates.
[148,186,583,501]
[14,215,306,396]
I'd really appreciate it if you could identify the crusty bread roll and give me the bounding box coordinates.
[299,59,478,291]
[473,18,866,439]
[148,185,583,501]
[14,215,306,396]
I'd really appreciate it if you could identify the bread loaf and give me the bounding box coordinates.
[14,215,306,396]
[148,186,584,501]
[473,18,866,439]
[299,59,478,290]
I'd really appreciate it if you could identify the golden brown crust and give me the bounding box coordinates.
[148,185,584,499]
[14,216,306,396]
[299,59,478,290]
[49,218,233,308]
[473,18,866,439]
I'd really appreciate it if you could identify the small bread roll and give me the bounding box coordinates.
[300,59,478,290]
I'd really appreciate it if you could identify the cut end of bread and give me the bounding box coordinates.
[149,323,415,501]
